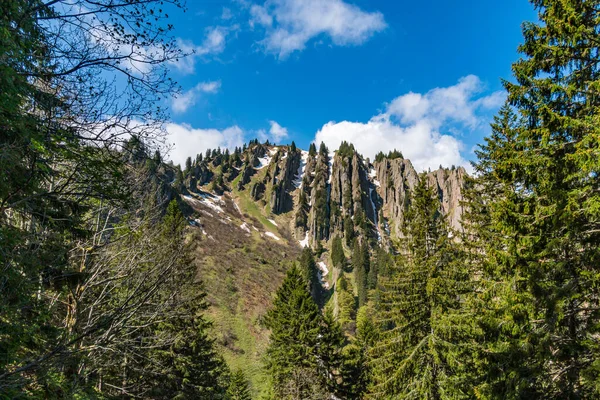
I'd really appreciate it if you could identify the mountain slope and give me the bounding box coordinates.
[176,140,467,396]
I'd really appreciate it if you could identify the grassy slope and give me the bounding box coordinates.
[188,171,299,397]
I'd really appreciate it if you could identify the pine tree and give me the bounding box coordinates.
[335,275,356,332]
[331,235,346,269]
[353,240,369,308]
[185,156,193,174]
[264,265,323,395]
[295,189,309,229]
[466,2,600,396]
[370,177,470,399]
[318,309,346,395]
[227,370,252,400]
[344,216,355,247]
[299,247,320,303]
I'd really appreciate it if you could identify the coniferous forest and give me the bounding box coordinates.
[1,0,600,399]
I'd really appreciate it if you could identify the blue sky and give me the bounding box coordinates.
[163,0,538,171]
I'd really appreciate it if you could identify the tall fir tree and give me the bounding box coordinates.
[299,247,321,303]
[264,265,323,396]
[466,1,600,397]
[331,235,346,269]
[227,370,252,400]
[370,176,470,399]
[353,240,369,308]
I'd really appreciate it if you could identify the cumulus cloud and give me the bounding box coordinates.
[268,120,289,141]
[165,123,245,167]
[250,0,386,59]
[314,75,505,172]
[256,120,289,143]
[171,80,221,114]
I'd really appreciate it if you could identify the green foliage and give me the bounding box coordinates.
[370,177,471,399]
[227,370,252,400]
[464,1,600,397]
[318,141,329,157]
[335,275,357,332]
[331,235,346,269]
[352,240,370,308]
[263,265,323,396]
[337,141,356,158]
[344,216,355,247]
[299,248,320,302]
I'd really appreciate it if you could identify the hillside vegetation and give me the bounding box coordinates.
[2,1,600,399]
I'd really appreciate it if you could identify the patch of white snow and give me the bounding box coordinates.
[293,151,309,189]
[299,232,309,248]
[317,262,330,289]
[256,155,272,169]
[264,231,280,241]
[268,218,278,227]
[240,223,251,233]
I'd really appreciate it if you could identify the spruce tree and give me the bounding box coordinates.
[318,309,346,395]
[299,247,320,303]
[466,1,600,396]
[352,240,369,308]
[264,265,323,395]
[370,177,470,399]
[331,235,346,269]
[227,370,252,400]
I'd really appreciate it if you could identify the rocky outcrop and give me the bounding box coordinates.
[270,149,302,214]
[237,162,255,190]
[329,151,376,237]
[307,151,330,242]
[250,181,265,201]
[426,167,466,233]
[372,157,419,238]
[184,162,213,193]
[248,144,267,168]
[180,140,467,251]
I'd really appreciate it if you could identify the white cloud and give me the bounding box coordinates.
[314,75,505,172]
[166,123,244,167]
[255,120,289,143]
[268,120,288,141]
[250,0,386,59]
[197,26,229,55]
[221,7,233,20]
[171,80,221,114]
[171,26,237,74]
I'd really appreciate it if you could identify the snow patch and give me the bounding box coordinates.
[233,201,242,216]
[299,231,309,248]
[264,231,281,241]
[317,262,330,289]
[184,192,225,213]
[268,218,278,227]
[293,151,309,189]
[256,155,272,169]
[240,223,251,233]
